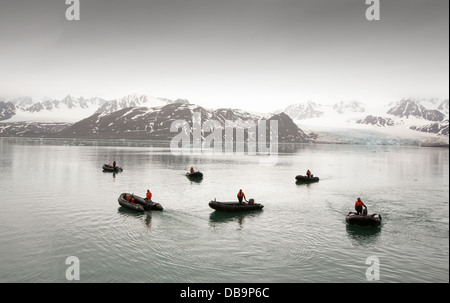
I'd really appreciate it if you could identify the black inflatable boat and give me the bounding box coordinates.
[103,164,123,172]
[186,171,203,178]
[346,212,382,227]
[295,175,319,183]
[209,199,264,212]
[118,193,163,212]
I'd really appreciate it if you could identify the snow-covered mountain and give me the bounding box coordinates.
[284,101,324,120]
[9,97,34,108]
[332,101,366,114]
[95,94,186,115]
[357,115,394,127]
[438,99,449,117]
[0,101,15,121]
[55,103,312,143]
[281,98,449,145]
[1,94,448,145]
[210,108,261,124]
[268,112,311,143]
[411,119,449,137]
[0,122,70,137]
[387,99,445,122]
[284,101,369,120]
[0,95,108,122]
[0,94,185,122]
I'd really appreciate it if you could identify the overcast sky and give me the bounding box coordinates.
[0,0,448,112]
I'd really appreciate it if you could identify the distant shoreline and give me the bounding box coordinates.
[1,136,448,149]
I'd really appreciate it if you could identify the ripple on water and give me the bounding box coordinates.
[0,142,448,283]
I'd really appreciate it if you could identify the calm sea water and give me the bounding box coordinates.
[0,138,448,283]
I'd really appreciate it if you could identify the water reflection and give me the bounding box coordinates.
[1,137,171,148]
[186,176,203,184]
[209,211,263,229]
[117,206,144,217]
[295,181,316,187]
[145,213,152,228]
[345,224,382,247]
[1,139,447,283]
[117,207,152,229]
[102,168,123,177]
[102,171,117,179]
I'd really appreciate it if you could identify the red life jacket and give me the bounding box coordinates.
[237,191,245,197]
[355,200,365,207]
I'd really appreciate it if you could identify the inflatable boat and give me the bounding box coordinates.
[295,175,319,183]
[209,199,264,212]
[346,212,382,227]
[103,164,123,172]
[186,171,203,178]
[118,193,163,212]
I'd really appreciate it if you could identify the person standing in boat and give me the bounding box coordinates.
[306,169,311,178]
[113,161,117,169]
[190,167,195,173]
[237,189,247,204]
[146,189,152,201]
[355,197,367,215]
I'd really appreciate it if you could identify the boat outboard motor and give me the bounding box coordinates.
[249,199,255,205]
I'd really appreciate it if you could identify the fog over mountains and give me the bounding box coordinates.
[0,94,448,145]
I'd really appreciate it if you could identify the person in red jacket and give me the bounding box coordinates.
[146,189,152,201]
[237,189,247,204]
[355,197,367,215]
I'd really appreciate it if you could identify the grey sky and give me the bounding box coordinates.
[0,0,448,112]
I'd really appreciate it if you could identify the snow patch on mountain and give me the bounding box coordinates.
[284,101,324,120]
[357,115,394,127]
[95,94,175,115]
[3,95,107,123]
[332,101,366,114]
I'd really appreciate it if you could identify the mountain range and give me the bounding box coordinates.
[0,94,184,122]
[0,95,448,146]
[0,99,312,143]
[282,98,448,142]
[61,103,311,143]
